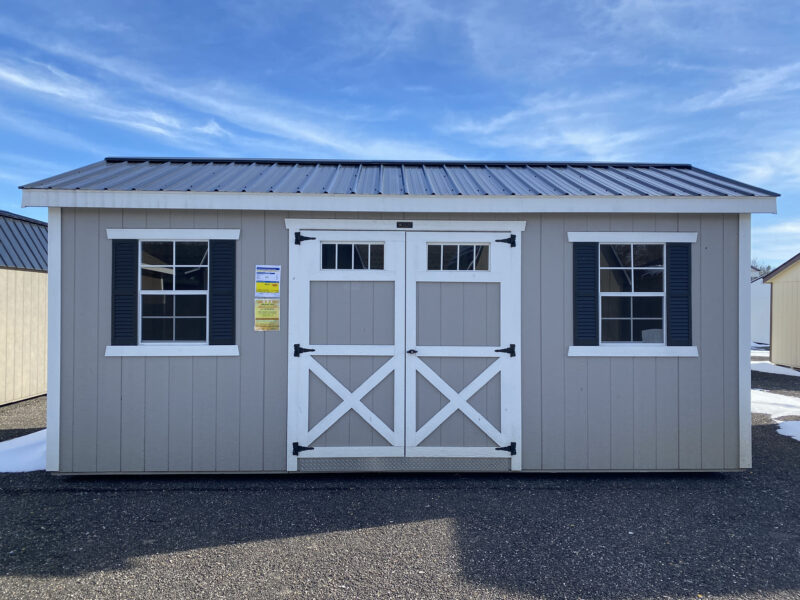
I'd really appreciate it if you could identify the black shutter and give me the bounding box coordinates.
[666,243,692,346]
[573,242,599,346]
[209,239,236,345]
[111,239,138,345]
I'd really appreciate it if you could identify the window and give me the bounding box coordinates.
[599,243,664,343]
[322,243,384,269]
[140,241,209,342]
[427,244,489,271]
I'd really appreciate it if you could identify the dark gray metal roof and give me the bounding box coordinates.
[0,210,48,272]
[20,157,779,197]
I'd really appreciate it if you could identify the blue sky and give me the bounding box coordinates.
[0,0,798,266]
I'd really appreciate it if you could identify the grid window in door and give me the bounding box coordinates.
[427,244,489,271]
[140,241,209,342]
[321,243,384,270]
[599,243,664,343]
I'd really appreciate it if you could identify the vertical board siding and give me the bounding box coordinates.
[0,269,47,406]
[58,210,740,473]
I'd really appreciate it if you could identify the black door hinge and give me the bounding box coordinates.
[293,442,314,455]
[495,442,516,455]
[495,234,516,247]
[494,343,516,357]
[294,232,316,245]
[293,343,315,357]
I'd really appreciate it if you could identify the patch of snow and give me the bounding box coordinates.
[0,429,46,472]
[751,389,800,421]
[752,361,800,377]
[751,350,770,359]
[777,421,800,442]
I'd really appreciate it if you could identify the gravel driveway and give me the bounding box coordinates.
[2,394,800,599]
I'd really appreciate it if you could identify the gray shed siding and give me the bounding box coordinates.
[58,209,741,472]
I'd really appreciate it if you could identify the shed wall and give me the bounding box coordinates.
[58,209,741,472]
[1,268,47,405]
[769,264,800,368]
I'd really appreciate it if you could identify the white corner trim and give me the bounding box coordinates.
[567,231,698,243]
[104,345,240,357]
[22,188,778,214]
[284,218,526,232]
[739,213,752,468]
[568,345,699,357]
[106,228,240,240]
[46,207,61,472]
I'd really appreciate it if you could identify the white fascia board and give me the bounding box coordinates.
[285,218,526,232]
[567,231,698,243]
[45,207,61,472]
[568,345,699,357]
[739,214,752,468]
[106,228,240,239]
[22,189,778,214]
[105,345,240,357]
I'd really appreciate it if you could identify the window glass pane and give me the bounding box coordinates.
[176,266,208,290]
[601,297,631,318]
[141,242,172,266]
[176,241,208,265]
[322,244,336,269]
[142,318,173,341]
[175,318,206,341]
[176,295,207,316]
[337,244,352,269]
[141,266,173,291]
[633,244,663,267]
[634,320,663,343]
[353,244,368,269]
[142,294,173,316]
[633,269,663,292]
[600,244,631,267]
[633,297,663,318]
[475,245,489,270]
[601,319,631,342]
[600,269,632,292]
[427,245,441,270]
[458,245,475,270]
[442,245,458,270]
[369,244,384,270]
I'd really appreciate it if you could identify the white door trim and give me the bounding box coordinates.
[286,218,527,233]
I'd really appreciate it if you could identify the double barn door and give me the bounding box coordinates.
[287,223,521,470]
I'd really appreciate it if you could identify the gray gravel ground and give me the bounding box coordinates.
[752,370,800,400]
[0,395,46,442]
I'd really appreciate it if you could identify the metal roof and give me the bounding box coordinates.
[20,157,778,198]
[0,210,48,272]
[763,251,800,283]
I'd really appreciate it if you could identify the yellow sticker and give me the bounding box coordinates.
[256,281,280,294]
[255,299,280,331]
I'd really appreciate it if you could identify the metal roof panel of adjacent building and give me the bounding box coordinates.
[0,210,48,271]
[20,157,780,198]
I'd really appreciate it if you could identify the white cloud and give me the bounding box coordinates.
[683,62,800,111]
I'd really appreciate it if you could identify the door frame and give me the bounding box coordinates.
[285,218,526,471]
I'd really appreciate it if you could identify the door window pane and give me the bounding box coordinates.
[427,245,442,270]
[353,244,368,269]
[322,244,336,269]
[458,245,475,270]
[369,244,384,270]
[474,245,489,270]
[337,244,353,269]
[141,242,172,265]
[176,241,208,265]
[442,245,458,270]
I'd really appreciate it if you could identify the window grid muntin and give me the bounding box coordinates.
[139,240,210,344]
[426,243,489,271]
[321,242,384,270]
[598,243,665,345]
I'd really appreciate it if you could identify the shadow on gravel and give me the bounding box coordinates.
[1,420,799,598]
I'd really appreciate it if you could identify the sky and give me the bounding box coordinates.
[0,0,798,266]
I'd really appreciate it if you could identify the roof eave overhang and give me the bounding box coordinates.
[21,188,778,214]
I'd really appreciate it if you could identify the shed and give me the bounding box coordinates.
[751,267,771,346]
[0,210,48,405]
[21,158,778,474]
[764,252,800,368]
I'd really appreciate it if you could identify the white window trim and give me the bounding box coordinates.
[568,345,698,357]
[107,228,240,240]
[568,231,697,243]
[105,345,239,357]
